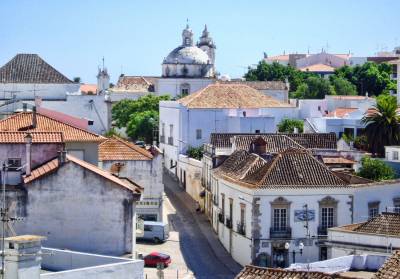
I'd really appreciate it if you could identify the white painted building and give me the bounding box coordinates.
[99,136,164,221]
[327,212,400,258]
[159,83,296,176]
[209,143,400,268]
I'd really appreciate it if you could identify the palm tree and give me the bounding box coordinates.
[362,95,400,157]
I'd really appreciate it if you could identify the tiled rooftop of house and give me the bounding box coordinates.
[326,108,359,118]
[177,84,292,109]
[0,112,105,142]
[24,154,142,194]
[111,76,157,92]
[80,84,97,95]
[322,157,356,165]
[215,80,288,91]
[0,131,63,143]
[235,265,347,279]
[99,136,153,161]
[373,250,400,279]
[233,135,305,153]
[299,63,336,72]
[0,54,73,84]
[340,213,400,237]
[210,132,337,150]
[215,148,351,188]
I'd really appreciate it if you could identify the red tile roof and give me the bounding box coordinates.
[0,112,105,142]
[0,131,63,143]
[99,136,153,161]
[235,265,348,279]
[178,84,292,109]
[215,148,350,188]
[80,84,97,95]
[326,108,358,118]
[23,154,142,194]
[299,63,336,73]
[373,250,400,279]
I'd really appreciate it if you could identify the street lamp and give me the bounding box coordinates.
[285,242,304,264]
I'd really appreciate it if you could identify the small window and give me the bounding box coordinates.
[7,158,21,171]
[368,202,380,219]
[318,106,321,111]
[255,130,260,134]
[393,151,399,161]
[196,129,202,140]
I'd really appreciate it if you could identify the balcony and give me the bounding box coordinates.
[225,217,233,229]
[160,135,165,144]
[270,227,292,239]
[318,226,329,236]
[218,213,224,223]
[167,137,173,145]
[237,222,246,236]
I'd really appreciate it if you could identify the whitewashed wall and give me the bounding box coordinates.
[0,83,80,100]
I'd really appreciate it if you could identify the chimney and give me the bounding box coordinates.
[58,150,67,165]
[32,106,37,129]
[25,133,32,176]
[4,235,45,279]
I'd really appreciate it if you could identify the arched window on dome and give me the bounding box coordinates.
[180,83,190,96]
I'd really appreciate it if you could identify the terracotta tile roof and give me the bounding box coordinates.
[216,80,288,91]
[349,213,400,237]
[37,107,89,130]
[210,133,337,150]
[233,135,305,153]
[329,96,372,100]
[235,265,348,279]
[215,148,349,188]
[112,76,157,92]
[373,250,400,279]
[0,131,63,143]
[80,84,97,95]
[99,136,153,161]
[23,158,59,184]
[0,54,73,84]
[326,108,359,118]
[177,84,292,109]
[23,154,142,194]
[299,63,336,73]
[0,112,105,142]
[322,157,355,165]
[264,54,290,62]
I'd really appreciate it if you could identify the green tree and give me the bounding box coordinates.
[112,94,170,143]
[357,157,395,181]
[278,118,304,133]
[330,76,357,95]
[292,76,334,99]
[333,62,395,96]
[126,110,158,143]
[362,94,400,157]
[186,146,204,161]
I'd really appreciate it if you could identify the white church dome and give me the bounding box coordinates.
[164,46,210,65]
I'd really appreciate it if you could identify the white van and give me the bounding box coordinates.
[138,221,169,243]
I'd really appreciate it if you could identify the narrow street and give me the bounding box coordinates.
[137,172,241,279]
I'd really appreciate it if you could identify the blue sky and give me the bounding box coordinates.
[0,0,398,83]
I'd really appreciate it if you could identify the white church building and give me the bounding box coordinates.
[158,24,217,97]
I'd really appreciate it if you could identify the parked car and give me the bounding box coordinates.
[135,140,145,148]
[138,221,169,243]
[144,252,171,267]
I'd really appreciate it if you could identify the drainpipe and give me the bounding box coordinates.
[32,106,37,128]
[25,133,32,176]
